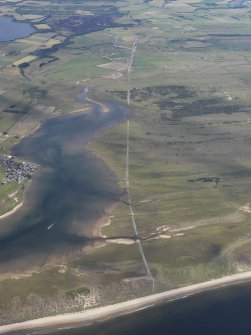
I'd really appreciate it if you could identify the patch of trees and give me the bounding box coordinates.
[51,14,131,36]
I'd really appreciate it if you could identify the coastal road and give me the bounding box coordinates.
[125,39,154,285]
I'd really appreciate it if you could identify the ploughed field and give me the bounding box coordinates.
[1,0,251,326]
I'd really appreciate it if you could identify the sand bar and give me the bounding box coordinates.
[1,271,251,334]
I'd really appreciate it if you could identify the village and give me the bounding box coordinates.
[0,155,38,184]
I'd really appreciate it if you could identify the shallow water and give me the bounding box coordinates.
[0,16,34,42]
[0,102,128,272]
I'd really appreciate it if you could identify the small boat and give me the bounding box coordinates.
[47,221,56,230]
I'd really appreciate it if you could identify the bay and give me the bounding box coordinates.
[0,101,128,272]
[0,16,34,42]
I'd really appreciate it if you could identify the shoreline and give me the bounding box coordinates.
[28,107,91,137]
[0,105,94,224]
[1,271,251,333]
[0,107,91,223]
[0,98,125,275]
[0,201,23,221]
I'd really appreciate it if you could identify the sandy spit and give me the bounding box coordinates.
[0,202,23,221]
[1,271,251,333]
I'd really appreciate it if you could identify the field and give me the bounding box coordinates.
[1,0,251,325]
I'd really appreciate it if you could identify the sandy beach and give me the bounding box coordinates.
[0,202,23,221]
[1,271,251,334]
